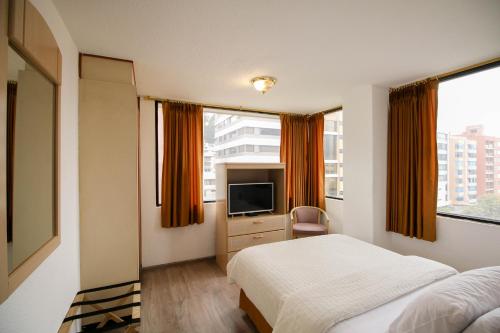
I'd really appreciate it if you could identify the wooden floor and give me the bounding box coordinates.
[141,258,258,333]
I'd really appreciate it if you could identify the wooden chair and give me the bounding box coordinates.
[290,206,330,238]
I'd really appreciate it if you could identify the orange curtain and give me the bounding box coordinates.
[307,113,325,209]
[386,80,438,241]
[6,81,17,242]
[280,114,309,210]
[161,101,204,228]
[280,113,325,211]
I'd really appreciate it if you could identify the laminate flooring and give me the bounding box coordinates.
[140,258,258,333]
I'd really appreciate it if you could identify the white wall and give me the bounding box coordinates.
[141,95,355,267]
[0,1,80,332]
[330,84,500,273]
[342,85,389,244]
[342,85,373,242]
[328,196,500,272]
[325,198,343,234]
[140,100,216,267]
[371,86,390,247]
[388,216,500,272]
[140,84,500,273]
[140,101,347,267]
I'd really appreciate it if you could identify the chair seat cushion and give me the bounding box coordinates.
[293,223,327,235]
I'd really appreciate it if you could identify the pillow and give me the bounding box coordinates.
[463,307,500,333]
[388,266,500,333]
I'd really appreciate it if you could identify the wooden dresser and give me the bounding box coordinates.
[215,163,287,272]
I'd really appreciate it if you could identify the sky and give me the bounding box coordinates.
[438,66,500,137]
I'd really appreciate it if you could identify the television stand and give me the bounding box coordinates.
[215,163,286,273]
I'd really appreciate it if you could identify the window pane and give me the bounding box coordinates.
[203,110,281,201]
[324,111,343,198]
[437,66,500,223]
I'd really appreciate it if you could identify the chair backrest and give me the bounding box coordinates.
[292,206,321,224]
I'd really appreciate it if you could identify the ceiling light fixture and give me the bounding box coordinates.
[250,76,277,94]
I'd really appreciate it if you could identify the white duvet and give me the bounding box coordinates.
[227,234,457,333]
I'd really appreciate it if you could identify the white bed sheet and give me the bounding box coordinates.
[328,282,437,333]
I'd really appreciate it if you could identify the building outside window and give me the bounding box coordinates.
[324,111,343,198]
[202,111,280,201]
[436,65,500,223]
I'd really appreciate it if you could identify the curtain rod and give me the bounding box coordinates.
[140,95,343,116]
[322,106,343,114]
[391,57,500,91]
[141,95,280,116]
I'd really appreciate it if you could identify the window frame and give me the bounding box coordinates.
[326,196,344,201]
[437,212,500,226]
[155,101,161,207]
[435,60,500,225]
[324,108,344,201]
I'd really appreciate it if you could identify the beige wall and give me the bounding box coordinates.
[0,0,81,332]
[79,57,139,289]
[12,67,55,270]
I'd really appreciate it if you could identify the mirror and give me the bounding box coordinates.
[6,45,56,273]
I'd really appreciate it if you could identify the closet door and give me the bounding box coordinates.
[79,55,139,290]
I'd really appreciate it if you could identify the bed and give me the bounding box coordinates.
[227,234,458,333]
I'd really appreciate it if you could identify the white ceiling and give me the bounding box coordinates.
[53,0,500,114]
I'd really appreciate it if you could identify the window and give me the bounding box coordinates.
[155,103,280,204]
[324,110,343,198]
[436,64,500,223]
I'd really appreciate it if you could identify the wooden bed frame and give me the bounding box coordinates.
[239,289,272,333]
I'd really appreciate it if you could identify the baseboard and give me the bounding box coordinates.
[141,256,216,271]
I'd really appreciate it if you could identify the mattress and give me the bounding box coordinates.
[227,234,456,333]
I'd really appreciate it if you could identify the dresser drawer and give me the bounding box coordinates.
[227,214,285,236]
[228,229,285,252]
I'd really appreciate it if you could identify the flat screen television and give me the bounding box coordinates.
[228,182,274,215]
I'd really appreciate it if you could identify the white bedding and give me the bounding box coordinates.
[227,234,457,333]
[329,282,435,333]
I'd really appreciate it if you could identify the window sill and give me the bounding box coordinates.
[437,212,500,226]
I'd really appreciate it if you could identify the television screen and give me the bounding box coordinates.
[228,183,274,215]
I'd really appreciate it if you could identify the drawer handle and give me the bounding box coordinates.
[252,221,264,224]
[253,235,264,239]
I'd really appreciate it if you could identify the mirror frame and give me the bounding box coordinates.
[0,0,61,303]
